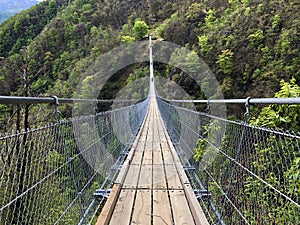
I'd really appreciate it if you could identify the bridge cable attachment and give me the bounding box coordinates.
[94,99,99,115]
[51,95,61,121]
[244,96,252,123]
[206,98,211,114]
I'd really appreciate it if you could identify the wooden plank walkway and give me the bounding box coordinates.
[96,96,209,225]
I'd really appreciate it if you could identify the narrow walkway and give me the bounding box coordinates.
[96,96,209,225]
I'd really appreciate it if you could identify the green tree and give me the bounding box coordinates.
[121,35,135,43]
[132,19,149,40]
[248,29,264,47]
[216,49,234,75]
[185,3,206,23]
[198,35,212,57]
[251,77,300,131]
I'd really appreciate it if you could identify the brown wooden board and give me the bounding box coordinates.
[144,136,153,151]
[153,164,167,189]
[123,165,141,189]
[96,184,121,225]
[109,189,135,225]
[139,134,147,142]
[135,140,146,151]
[165,164,183,190]
[137,165,152,189]
[131,151,144,165]
[131,190,152,225]
[161,146,175,165]
[183,184,210,225]
[169,190,195,225]
[153,190,173,225]
[152,146,163,165]
[142,147,153,165]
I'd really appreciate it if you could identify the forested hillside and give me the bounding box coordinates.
[0,1,299,224]
[0,0,299,129]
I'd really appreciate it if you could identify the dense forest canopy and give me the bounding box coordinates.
[0,0,299,130]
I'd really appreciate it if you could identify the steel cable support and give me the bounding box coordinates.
[0,96,137,105]
[0,97,149,225]
[160,96,300,105]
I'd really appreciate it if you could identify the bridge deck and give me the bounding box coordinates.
[96,97,208,225]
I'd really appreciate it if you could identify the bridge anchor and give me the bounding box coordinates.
[183,165,196,171]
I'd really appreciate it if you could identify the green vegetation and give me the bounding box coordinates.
[132,19,149,40]
[0,0,299,123]
[194,78,300,223]
[0,0,299,224]
[251,78,300,131]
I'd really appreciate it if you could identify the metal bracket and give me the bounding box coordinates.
[120,150,129,157]
[110,165,122,171]
[183,166,196,171]
[93,189,111,199]
[194,189,211,199]
[94,99,99,114]
[206,98,211,114]
[244,96,252,123]
[51,95,61,121]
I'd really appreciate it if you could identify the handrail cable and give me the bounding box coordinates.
[1,95,300,105]
[160,96,300,105]
[0,96,137,105]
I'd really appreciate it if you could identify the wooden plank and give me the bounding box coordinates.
[135,140,146,151]
[109,189,135,225]
[131,151,144,165]
[139,134,147,142]
[161,146,175,165]
[115,159,130,184]
[142,149,152,165]
[123,165,141,189]
[152,146,163,165]
[144,136,153,151]
[147,129,154,138]
[153,190,173,225]
[159,121,190,184]
[183,184,210,225]
[152,120,160,141]
[157,124,164,135]
[169,190,195,225]
[152,128,160,140]
[153,164,167,189]
[163,149,181,165]
[165,165,182,190]
[152,139,160,148]
[131,190,152,225]
[96,184,122,225]
[137,165,152,189]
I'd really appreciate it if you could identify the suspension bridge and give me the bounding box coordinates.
[0,37,300,225]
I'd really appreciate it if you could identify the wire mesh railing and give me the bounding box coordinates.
[0,97,149,225]
[157,97,300,225]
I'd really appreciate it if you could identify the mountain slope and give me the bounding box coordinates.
[0,0,299,119]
